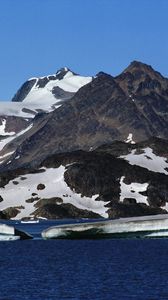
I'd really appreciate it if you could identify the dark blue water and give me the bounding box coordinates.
[1,237,168,300]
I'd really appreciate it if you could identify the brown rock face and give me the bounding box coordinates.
[0,116,30,135]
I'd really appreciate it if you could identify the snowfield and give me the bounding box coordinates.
[125,133,135,144]
[0,166,108,220]
[24,70,92,104]
[0,102,36,118]
[0,70,92,118]
[120,176,148,205]
[120,147,168,175]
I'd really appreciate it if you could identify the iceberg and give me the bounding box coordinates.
[0,223,32,241]
[41,214,168,239]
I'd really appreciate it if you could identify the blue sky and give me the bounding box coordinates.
[0,0,168,100]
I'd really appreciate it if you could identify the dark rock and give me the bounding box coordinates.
[0,211,6,219]
[12,79,37,102]
[123,198,137,204]
[20,177,27,180]
[26,197,40,203]
[12,181,19,185]
[107,202,167,219]
[33,202,101,219]
[52,86,74,100]
[34,198,63,208]
[2,207,20,219]
[37,183,45,190]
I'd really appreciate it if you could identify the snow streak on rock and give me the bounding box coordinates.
[0,119,15,136]
[125,133,135,144]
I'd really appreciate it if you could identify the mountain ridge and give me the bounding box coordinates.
[0,61,168,220]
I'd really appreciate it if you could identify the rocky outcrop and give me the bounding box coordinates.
[0,116,30,136]
[1,207,20,219]
[11,79,37,102]
[33,201,101,219]
[107,202,166,219]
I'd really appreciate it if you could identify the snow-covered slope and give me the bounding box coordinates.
[0,68,92,118]
[0,68,92,160]
[0,166,108,220]
[23,69,92,104]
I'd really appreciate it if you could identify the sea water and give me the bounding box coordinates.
[0,222,168,300]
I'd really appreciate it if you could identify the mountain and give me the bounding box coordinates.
[0,67,92,118]
[0,67,92,161]
[0,61,168,220]
[0,138,167,220]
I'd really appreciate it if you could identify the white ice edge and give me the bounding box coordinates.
[41,214,168,238]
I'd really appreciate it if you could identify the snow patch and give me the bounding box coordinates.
[120,176,148,205]
[125,133,135,144]
[15,155,20,160]
[120,147,168,174]
[0,119,15,136]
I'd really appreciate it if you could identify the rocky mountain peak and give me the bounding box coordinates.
[54,67,76,80]
[96,71,112,78]
[115,60,168,96]
[124,60,157,74]
[56,67,72,75]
